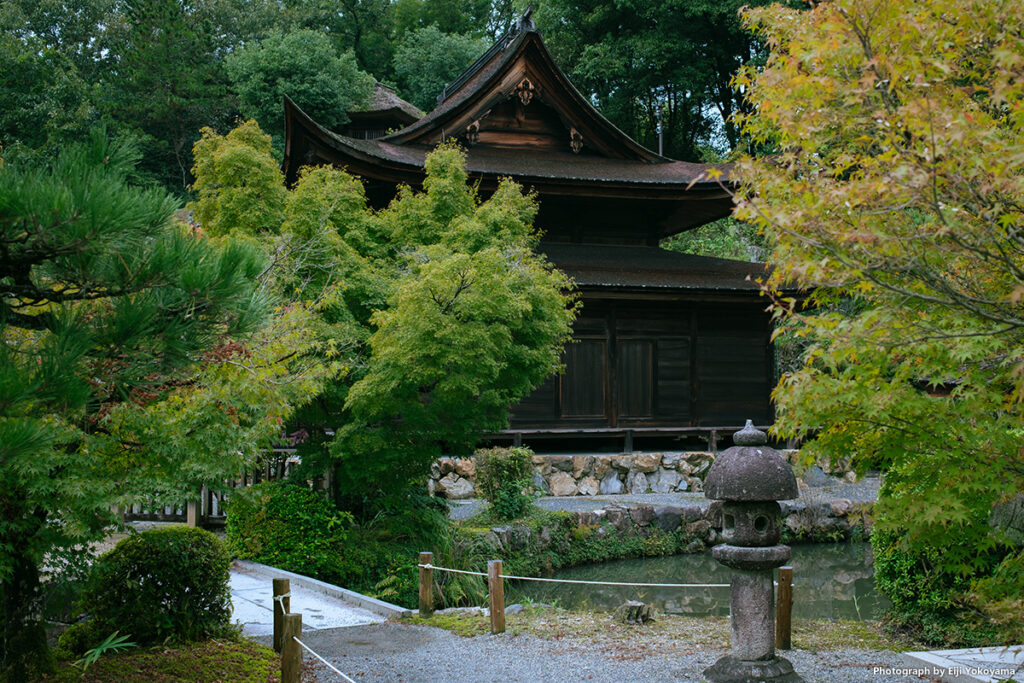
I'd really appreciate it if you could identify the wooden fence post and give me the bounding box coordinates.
[776,566,793,650]
[186,499,199,527]
[488,560,505,634]
[419,552,434,616]
[273,578,291,653]
[280,612,302,683]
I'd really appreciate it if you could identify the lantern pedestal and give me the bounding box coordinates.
[702,420,805,683]
[704,654,802,683]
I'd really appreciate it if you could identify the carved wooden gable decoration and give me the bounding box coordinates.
[384,27,659,161]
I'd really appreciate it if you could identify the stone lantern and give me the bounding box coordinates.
[703,420,803,683]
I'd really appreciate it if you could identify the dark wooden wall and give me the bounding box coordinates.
[509,297,773,430]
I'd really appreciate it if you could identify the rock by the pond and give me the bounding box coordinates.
[661,452,683,469]
[532,471,550,495]
[438,473,474,499]
[614,600,656,624]
[531,455,552,476]
[600,471,625,495]
[803,465,831,487]
[548,471,579,497]
[627,471,649,495]
[551,456,574,472]
[577,476,600,496]
[505,603,526,615]
[830,498,854,517]
[654,506,682,532]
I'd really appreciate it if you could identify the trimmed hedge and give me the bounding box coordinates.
[75,526,231,648]
[225,481,352,579]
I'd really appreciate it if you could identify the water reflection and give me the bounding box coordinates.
[506,543,888,620]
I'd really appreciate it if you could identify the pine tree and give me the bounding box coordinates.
[0,133,269,678]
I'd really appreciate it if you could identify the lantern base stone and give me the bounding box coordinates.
[703,655,804,682]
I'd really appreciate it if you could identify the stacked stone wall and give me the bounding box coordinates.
[429,450,857,501]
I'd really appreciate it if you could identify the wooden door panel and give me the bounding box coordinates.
[616,340,653,418]
[560,340,607,418]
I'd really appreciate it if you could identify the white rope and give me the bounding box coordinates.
[418,563,729,588]
[418,563,488,577]
[293,636,356,683]
[274,593,291,613]
[499,574,730,588]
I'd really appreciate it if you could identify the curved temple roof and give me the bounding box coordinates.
[283,14,735,236]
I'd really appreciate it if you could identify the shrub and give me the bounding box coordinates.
[474,446,534,520]
[225,481,352,578]
[872,527,1000,646]
[77,526,232,647]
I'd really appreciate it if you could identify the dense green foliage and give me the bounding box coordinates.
[2,0,782,196]
[76,527,232,647]
[661,216,765,262]
[393,26,487,111]
[226,30,375,143]
[0,135,271,678]
[190,122,577,504]
[534,0,797,158]
[474,446,534,520]
[735,0,1024,645]
[225,482,353,578]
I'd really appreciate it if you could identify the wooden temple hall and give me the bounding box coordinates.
[283,13,775,452]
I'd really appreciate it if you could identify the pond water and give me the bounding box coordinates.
[506,543,888,621]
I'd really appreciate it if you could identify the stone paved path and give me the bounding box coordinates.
[230,562,385,636]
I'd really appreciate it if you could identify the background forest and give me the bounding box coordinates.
[0,0,782,193]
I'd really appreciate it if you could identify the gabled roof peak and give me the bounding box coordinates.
[389,19,663,163]
[438,7,537,105]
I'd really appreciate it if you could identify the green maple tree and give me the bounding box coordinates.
[734,0,1024,642]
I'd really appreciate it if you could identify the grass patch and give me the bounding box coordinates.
[42,638,280,682]
[405,609,920,657]
[459,504,566,530]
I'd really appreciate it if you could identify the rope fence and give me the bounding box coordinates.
[416,552,797,649]
[273,579,359,683]
[417,563,730,588]
[292,635,356,683]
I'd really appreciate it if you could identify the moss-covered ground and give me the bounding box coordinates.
[41,638,285,682]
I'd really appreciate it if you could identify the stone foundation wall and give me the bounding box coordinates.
[430,452,715,500]
[429,450,857,501]
[473,497,873,557]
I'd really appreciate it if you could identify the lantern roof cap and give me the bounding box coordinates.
[704,420,799,501]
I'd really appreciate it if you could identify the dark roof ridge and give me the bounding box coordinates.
[439,12,534,104]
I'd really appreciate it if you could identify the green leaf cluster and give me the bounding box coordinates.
[188,123,576,503]
[225,481,353,578]
[393,26,487,111]
[226,30,376,143]
[474,446,535,520]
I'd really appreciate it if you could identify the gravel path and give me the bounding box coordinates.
[448,475,881,521]
[293,621,929,682]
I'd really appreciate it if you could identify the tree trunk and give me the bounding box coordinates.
[1,508,55,681]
